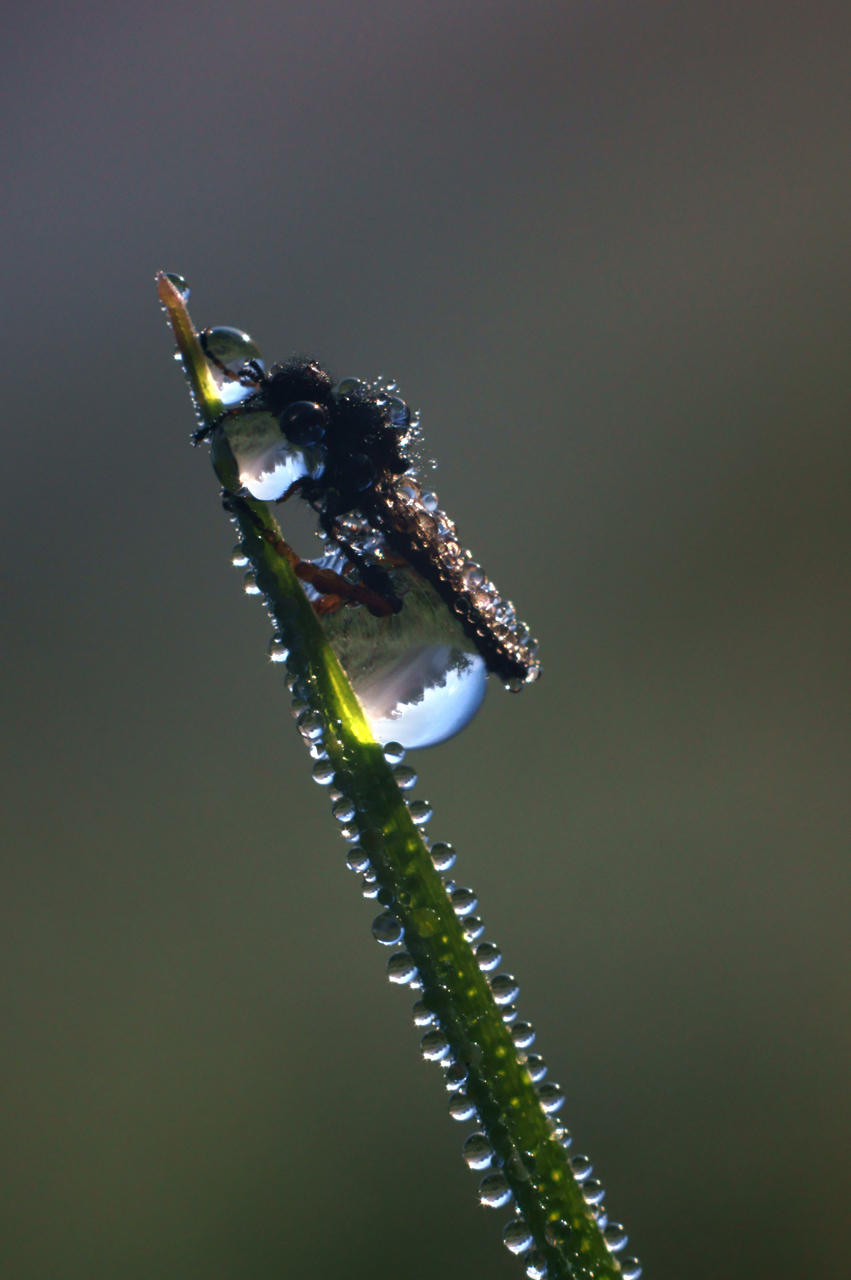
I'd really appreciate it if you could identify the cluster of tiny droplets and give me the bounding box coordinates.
[325,374,540,688]
[229,527,639,1280]
[377,475,541,689]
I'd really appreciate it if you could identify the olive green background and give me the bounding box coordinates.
[1,2,849,1277]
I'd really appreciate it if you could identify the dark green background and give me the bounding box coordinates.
[1,2,849,1277]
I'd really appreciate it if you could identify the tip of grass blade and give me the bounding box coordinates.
[155,270,223,423]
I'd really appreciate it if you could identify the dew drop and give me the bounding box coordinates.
[525,1251,547,1280]
[372,911,403,945]
[570,1155,592,1183]
[362,878,381,898]
[603,1224,628,1254]
[298,709,325,741]
[326,576,488,750]
[489,974,520,1005]
[536,1082,564,1114]
[503,1219,533,1255]
[164,272,189,298]
[475,942,502,972]
[312,759,335,785]
[621,1258,642,1280]
[462,1133,493,1170]
[331,798,356,824]
[430,842,456,871]
[268,635,289,663]
[382,741,406,765]
[376,887,394,906]
[335,377,362,395]
[512,1022,536,1050]
[408,799,433,825]
[202,325,262,373]
[525,1055,547,1083]
[243,570,261,595]
[387,952,418,984]
[582,1179,605,1206]
[231,544,249,566]
[421,1029,451,1061]
[548,1125,572,1149]
[450,887,478,916]
[462,916,485,943]
[412,1001,436,1027]
[501,1004,519,1023]
[392,764,417,791]
[340,822,361,841]
[448,1093,477,1122]
[346,848,370,873]
[478,1172,512,1208]
[444,1062,468,1091]
[421,490,439,512]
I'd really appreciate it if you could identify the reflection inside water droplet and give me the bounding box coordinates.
[448,1093,477,1122]
[503,1220,533,1255]
[222,410,325,500]
[462,1133,493,1169]
[164,272,189,298]
[317,565,487,750]
[478,1172,512,1208]
[201,326,264,405]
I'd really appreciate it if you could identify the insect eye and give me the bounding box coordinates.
[279,401,327,446]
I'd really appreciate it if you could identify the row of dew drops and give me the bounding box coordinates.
[232,530,641,1280]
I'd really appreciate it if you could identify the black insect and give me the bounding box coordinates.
[195,334,540,689]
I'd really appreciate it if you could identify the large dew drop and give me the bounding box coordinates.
[202,326,264,405]
[223,410,325,501]
[319,565,487,750]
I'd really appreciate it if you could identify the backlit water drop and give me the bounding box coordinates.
[450,887,478,916]
[387,952,418,984]
[412,1001,436,1027]
[372,911,403,945]
[318,566,487,750]
[602,1224,628,1253]
[478,1172,512,1208]
[525,1054,547,1083]
[421,1029,451,1061]
[448,1094,477,1122]
[475,941,502,971]
[503,1219,534,1255]
[462,1133,494,1169]
[407,799,433,825]
[489,974,520,1005]
[201,326,264,405]
[430,842,456,871]
[536,1082,563,1113]
[512,1022,536,1049]
[392,764,417,790]
[462,916,485,942]
[525,1251,547,1280]
[224,410,326,500]
[164,272,189,298]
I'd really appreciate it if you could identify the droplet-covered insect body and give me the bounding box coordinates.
[197,321,540,747]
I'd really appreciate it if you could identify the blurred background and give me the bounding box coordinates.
[1,2,849,1277]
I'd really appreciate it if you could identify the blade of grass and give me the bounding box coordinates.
[157,272,627,1280]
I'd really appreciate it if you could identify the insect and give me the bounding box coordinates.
[192,324,541,692]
